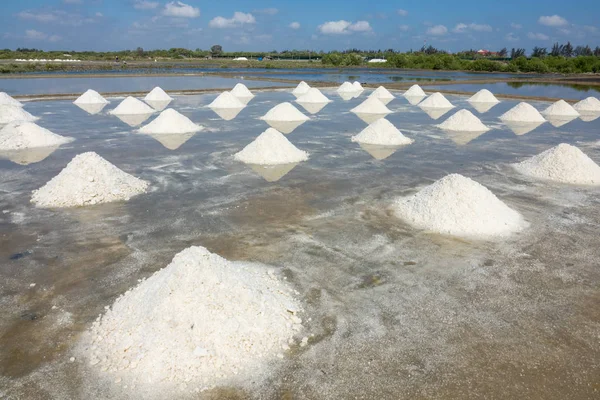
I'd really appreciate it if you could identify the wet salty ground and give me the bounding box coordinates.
[1,89,600,399]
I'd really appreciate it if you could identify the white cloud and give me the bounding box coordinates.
[162,1,200,18]
[399,25,410,32]
[95,12,103,17]
[427,25,448,35]
[584,25,598,33]
[506,32,519,42]
[511,23,522,29]
[209,12,256,28]
[317,20,372,35]
[453,23,492,33]
[134,0,159,10]
[289,22,301,30]
[25,30,61,42]
[63,0,83,4]
[528,32,550,40]
[254,8,278,15]
[559,28,571,35]
[397,9,408,16]
[538,15,568,27]
[18,11,58,23]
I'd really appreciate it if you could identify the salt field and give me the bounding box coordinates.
[1,86,600,399]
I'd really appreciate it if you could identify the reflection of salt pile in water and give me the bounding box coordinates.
[73,89,110,115]
[393,174,526,239]
[351,118,412,146]
[357,143,401,160]
[499,102,546,135]
[369,86,395,105]
[574,97,600,122]
[437,110,490,145]
[80,246,303,394]
[403,85,426,97]
[512,143,600,185]
[0,146,60,165]
[0,121,73,150]
[230,83,255,104]
[0,105,39,124]
[542,99,580,127]
[260,102,309,134]
[351,97,392,124]
[292,81,311,97]
[109,96,156,127]
[208,91,246,120]
[31,152,148,208]
[0,92,23,107]
[139,109,202,134]
[144,87,173,111]
[235,128,308,165]
[468,89,500,113]
[295,88,332,114]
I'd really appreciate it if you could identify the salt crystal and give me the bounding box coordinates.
[0,92,23,107]
[351,118,413,146]
[0,105,39,124]
[403,85,426,97]
[0,121,73,150]
[418,92,454,109]
[234,128,309,165]
[437,109,490,133]
[138,109,202,134]
[499,102,546,123]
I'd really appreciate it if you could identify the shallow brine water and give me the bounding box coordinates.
[1,89,599,399]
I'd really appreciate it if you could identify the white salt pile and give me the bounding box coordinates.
[109,96,155,115]
[292,81,311,97]
[351,118,413,146]
[231,83,255,103]
[542,100,580,117]
[80,246,303,392]
[437,109,490,132]
[0,105,39,124]
[418,92,454,109]
[393,174,526,239]
[208,91,246,109]
[512,143,600,185]
[0,121,73,150]
[31,152,148,208]
[351,97,392,124]
[139,109,202,134]
[403,85,426,97]
[235,128,308,165]
[369,86,395,105]
[260,102,309,134]
[337,82,356,93]
[144,87,173,102]
[499,102,546,123]
[352,81,364,92]
[73,89,109,105]
[573,97,600,113]
[296,88,332,104]
[468,89,499,104]
[0,92,23,107]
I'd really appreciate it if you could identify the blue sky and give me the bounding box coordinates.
[1,0,599,52]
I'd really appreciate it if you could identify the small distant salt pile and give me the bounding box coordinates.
[418,92,454,109]
[0,121,73,150]
[296,88,332,114]
[139,109,202,134]
[437,109,490,132]
[403,85,426,97]
[0,105,39,124]
[292,81,311,97]
[573,97,600,113]
[351,97,392,124]
[393,174,526,239]
[31,152,148,208]
[512,143,600,185]
[351,118,413,146]
[74,89,109,105]
[235,128,308,165]
[80,246,303,392]
[144,87,173,111]
[109,96,155,115]
[468,89,500,104]
[260,102,309,134]
[231,83,255,104]
[369,86,395,105]
[0,92,23,107]
[208,91,246,109]
[337,82,356,94]
[542,100,579,118]
[499,102,545,123]
[352,81,364,92]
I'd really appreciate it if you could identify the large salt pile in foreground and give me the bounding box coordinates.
[499,102,545,122]
[393,174,526,239]
[80,246,303,393]
[404,85,426,97]
[0,92,23,107]
[109,97,155,115]
[351,97,392,124]
[351,118,413,146]
[369,86,395,105]
[542,100,579,117]
[31,152,148,208]
[468,89,499,104]
[235,128,308,165]
[74,89,109,105]
[512,143,600,185]
[260,102,309,134]
[231,83,255,104]
[418,92,454,109]
[0,105,39,124]
[573,97,600,113]
[139,109,202,134]
[0,122,73,150]
[437,109,490,132]
[292,81,311,97]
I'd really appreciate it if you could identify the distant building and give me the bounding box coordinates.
[476,49,498,57]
